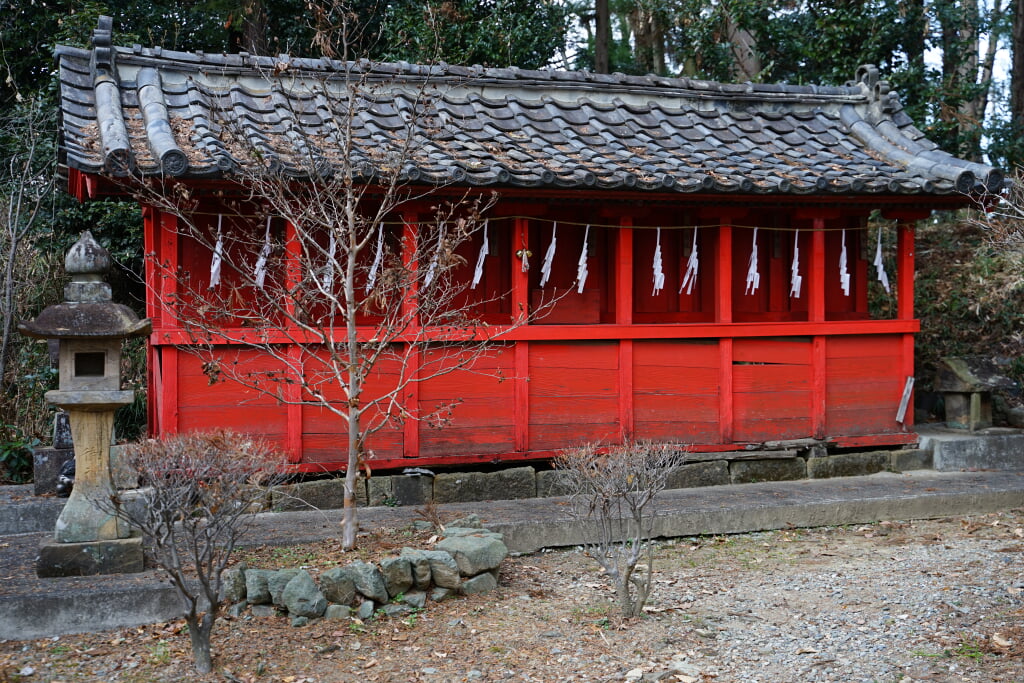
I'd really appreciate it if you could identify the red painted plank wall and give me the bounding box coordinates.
[527,342,620,450]
[732,338,813,441]
[826,335,905,435]
[632,340,719,442]
[416,346,515,457]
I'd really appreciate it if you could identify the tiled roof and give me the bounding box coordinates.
[56,17,1004,196]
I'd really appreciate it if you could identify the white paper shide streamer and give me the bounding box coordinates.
[321,229,336,291]
[839,229,851,297]
[540,222,557,287]
[576,225,590,294]
[471,220,489,290]
[874,228,891,294]
[789,230,802,298]
[254,216,272,290]
[365,226,384,293]
[652,227,665,295]
[680,228,699,295]
[423,221,446,287]
[210,214,224,288]
[745,227,760,295]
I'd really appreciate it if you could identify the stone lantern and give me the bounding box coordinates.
[19,231,151,577]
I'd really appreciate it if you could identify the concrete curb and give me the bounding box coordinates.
[485,470,1024,554]
[1,585,183,641]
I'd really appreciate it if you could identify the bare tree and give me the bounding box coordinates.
[0,98,55,386]
[555,441,686,619]
[107,431,287,674]
[126,62,554,550]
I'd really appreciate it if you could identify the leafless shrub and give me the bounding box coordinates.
[968,168,1024,251]
[108,431,287,674]
[554,441,686,619]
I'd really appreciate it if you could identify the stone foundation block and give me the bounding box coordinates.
[272,479,346,511]
[666,461,730,489]
[433,467,535,503]
[730,458,806,484]
[889,448,932,472]
[392,474,432,506]
[36,534,144,577]
[807,451,889,479]
[366,476,393,506]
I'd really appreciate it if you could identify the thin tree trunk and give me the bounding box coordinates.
[188,614,214,674]
[1012,0,1024,124]
[975,0,1005,140]
[595,0,610,73]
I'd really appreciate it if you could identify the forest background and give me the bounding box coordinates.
[0,0,1021,482]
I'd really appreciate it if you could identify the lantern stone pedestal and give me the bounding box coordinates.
[19,231,150,578]
[36,396,144,578]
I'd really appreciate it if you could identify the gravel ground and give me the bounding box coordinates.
[2,510,1023,682]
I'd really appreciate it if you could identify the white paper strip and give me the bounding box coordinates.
[321,229,336,291]
[576,225,590,294]
[680,228,699,295]
[254,216,272,289]
[424,221,445,287]
[652,227,665,295]
[540,222,557,287]
[365,225,384,293]
[874,228,890,294]
[745,227,760,295]
[839,229,851,297]
[789,229,802,298]
[210,214,224,288]
[471,220,489,290]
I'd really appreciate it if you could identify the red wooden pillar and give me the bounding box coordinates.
[513,217,530,452]
[284,220,304,463]
[157,209,180,434]
[142,205,159,436]
[810,219,827,438]
[898,220,916,427]
[883,210,926,429]
[402,213,421,459]
[616,217,634,441]
[715,220,733,443]
[897,221,915,320]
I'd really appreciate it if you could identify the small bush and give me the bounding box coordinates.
[555,441,686,619]
[108,430,287,674]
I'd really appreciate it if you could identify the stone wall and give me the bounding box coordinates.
[269,448,931,510]
[221,518,507,627]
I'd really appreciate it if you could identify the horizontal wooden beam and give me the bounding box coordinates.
[151,319,920,346]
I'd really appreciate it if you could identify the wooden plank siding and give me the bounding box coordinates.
[146,203,922,472]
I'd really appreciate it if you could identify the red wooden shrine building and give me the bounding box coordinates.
[55,19,1003,472]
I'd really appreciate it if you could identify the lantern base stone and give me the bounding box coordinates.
[36,534,144,578]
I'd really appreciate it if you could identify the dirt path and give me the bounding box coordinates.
[2,510,1023,682]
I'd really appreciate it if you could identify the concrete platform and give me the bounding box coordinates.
[3,468,1023,641]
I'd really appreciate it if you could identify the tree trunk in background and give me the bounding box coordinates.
[724,10,761,81]
[1012,0,1024,126]
[937,0,983,160]
[596,0,610,73]
[229,0,268,55]
[631,5,665,75]
[975,0,1005,143]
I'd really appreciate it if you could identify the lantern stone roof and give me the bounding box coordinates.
[18,231,150,340]
[55,16,1003,197]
